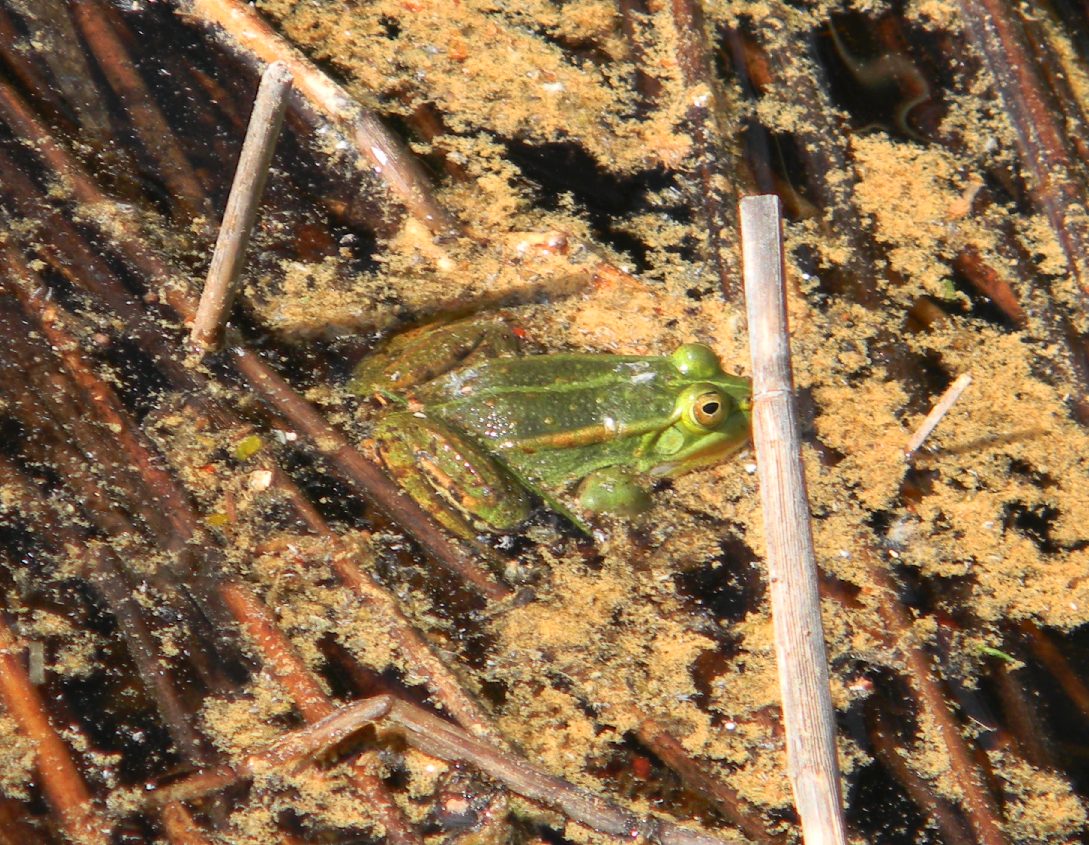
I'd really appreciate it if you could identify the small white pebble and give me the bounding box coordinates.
[249,470,273,492]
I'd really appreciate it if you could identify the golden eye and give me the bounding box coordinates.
[687,389,728,429]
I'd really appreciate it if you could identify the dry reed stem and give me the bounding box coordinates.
[191,61,293,351]
[740,194,846,845]
[904,372,972,459]
[0,618,109,845]
[182,0,461,236]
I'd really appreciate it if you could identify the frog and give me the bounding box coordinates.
[351,318,751,537]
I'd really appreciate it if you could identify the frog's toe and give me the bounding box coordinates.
[576,467,652,517]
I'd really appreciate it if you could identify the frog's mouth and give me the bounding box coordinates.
[646,428,752,478]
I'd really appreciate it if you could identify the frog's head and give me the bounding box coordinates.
[642,343,752,477]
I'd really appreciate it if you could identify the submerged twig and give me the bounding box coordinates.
[633,715,784,844]
[746,21,887,308]
[150,694,735,845]
[182,0,462,236]
[740,195,846,845]
[1020,621,1089,723]
[860,542,1007,845]
[191,61,293,351]
[0,618,109,845]
[218,582,424,845]
[2,246,200,548]
[159,802,216,845]
[666,0,743,302]
[69,0,210,219]
[868,709,974,845]
[959,0,1089,298]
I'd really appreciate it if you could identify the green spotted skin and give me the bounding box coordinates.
[353,320,751,536]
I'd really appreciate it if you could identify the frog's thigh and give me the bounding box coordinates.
[375,413,532,534]
[576,467,652,516]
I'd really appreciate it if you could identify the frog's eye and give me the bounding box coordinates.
[693,392,726,427]
[678,384,730,432]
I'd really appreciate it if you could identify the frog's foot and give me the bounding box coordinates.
[375,412,533,539]
[351,317,522,397]
[575,467,652,518]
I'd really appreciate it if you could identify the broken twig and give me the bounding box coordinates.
[904,372,972,459]
[191,61,293,351]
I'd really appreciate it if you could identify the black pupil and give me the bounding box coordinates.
[702,401,720,415]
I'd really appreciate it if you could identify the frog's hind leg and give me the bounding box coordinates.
[351,318,521,397]
[373,412,533,538]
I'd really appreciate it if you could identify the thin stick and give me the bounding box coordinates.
[191,61,293,351]
[868,709,974,845]
[634,715,784,844]
[870,560,1005,845]
[740,195,846,845]
[904,373,972,459]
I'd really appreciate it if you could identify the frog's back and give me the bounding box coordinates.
[416,354,681,483]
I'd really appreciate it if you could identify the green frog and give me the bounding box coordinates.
[351,319,751,537]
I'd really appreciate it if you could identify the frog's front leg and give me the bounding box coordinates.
[373,411,533,537]
[352,318,521,397]
[575,467,652,517]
